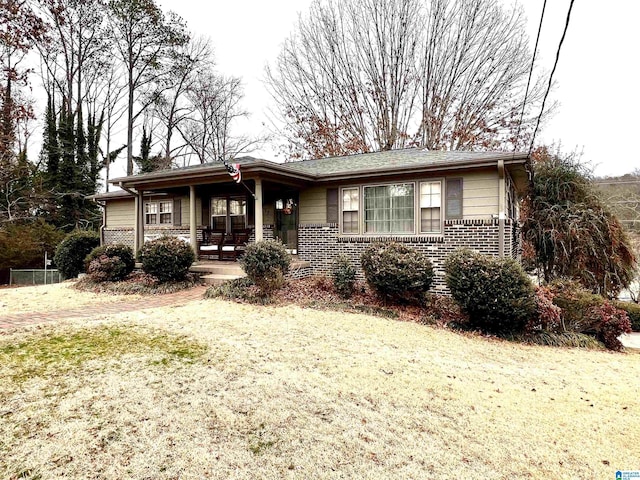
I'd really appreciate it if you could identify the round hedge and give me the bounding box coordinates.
[53,230,100,279]
[444,248,536,334]
[136,236,195,283]
[360,242,434,304]
[239,240,291,294]
[85,244,135,282]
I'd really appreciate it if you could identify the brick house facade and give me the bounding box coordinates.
[94,149,528,288]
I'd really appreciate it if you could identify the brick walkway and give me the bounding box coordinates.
[0,285,208,330]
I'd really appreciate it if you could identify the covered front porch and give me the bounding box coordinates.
[109,159,315,261]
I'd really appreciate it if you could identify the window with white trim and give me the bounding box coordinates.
[229,197,247,231]
[341,187,359,234]
[364,183,414,234]
[211,197,227,230]
[420,181,441,233]
[145,200,173,225]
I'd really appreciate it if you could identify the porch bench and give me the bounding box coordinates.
[197,228,225,260]
[220,228,252,260]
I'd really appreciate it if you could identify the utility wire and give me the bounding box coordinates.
[528,0,576,157]
[515,0,547,153]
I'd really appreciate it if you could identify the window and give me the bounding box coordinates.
[211,196,247,232]
[145,201,172,225]
[446,178,463,219]
[420,181,441,233]
[342,187,359,234]
[211,197,227,230]
[364,183,414,234]
[229,197,247,231]
[339,179,458,236]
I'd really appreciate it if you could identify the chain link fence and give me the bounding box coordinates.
[9,269,62,286]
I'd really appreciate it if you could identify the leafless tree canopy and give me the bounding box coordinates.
[266,0,549,159]
[178,72,261,164]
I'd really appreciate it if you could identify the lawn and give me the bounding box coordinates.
[0,285,639,479]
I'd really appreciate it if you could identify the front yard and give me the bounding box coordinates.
[0,284,638,479]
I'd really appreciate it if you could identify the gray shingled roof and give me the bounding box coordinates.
[282,149,527,176]
[109,149,528,187]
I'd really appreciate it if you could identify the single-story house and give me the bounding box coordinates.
[93,149,529,292]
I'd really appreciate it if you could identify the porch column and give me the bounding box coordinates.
[189,185,197,253]
[498,160,506,258]
[134,190,144,253]
[254,178,263,242]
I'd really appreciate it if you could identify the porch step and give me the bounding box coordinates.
[190,261,244,276]
[201,273,246,286]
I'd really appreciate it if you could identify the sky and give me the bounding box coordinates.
[151,1,639,177]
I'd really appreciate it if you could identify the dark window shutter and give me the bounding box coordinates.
[173,198,182,226]
[445,178,463,219]
[326,188,338,223]
[202,196,210,227]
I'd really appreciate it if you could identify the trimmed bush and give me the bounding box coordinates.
[53,230,100,279]
[84,244,135,282]
[331,254,356,299]
[239,240,291,295]
[548,279,604,333]
[444,248,536,334]
[137,236,195,283]
[589,301,632,351]
[360,242,434,304]
[547,279,633,350]
[614,301,640,332]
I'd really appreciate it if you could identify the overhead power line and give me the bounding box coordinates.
[528,0,576,157]
[515,0,547,152]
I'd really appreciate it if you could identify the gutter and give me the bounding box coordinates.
[498,160,506,258]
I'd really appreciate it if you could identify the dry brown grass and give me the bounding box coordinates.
[0,282,139,315]
[0,288,639,479]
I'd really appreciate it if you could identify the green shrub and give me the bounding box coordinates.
[137,236,195,283]
[53,230,100,279]
[548,279,604,332]
[360,242,434,304]
[84,244,135,282]
[444,248,536,334]
[0,219,65,271]
[331,254,356,299]
[239,240,291,295]
[547,279,633,350]
[614,301,640,332]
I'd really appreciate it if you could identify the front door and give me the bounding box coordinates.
[274,196,298,254]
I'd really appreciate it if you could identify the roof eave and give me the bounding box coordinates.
[311,155,528,182]
[110,160,317,189]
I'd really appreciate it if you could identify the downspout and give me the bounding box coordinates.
[498,160,506,258]
[99,201,106,246]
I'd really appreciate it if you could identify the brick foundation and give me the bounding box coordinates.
[297,219,518,293]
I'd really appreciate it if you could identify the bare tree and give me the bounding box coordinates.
[148,35,214,165]
[266,0,549,159]
[179,71,260,163]
[108,0,188,175]
[35,0,108,118]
